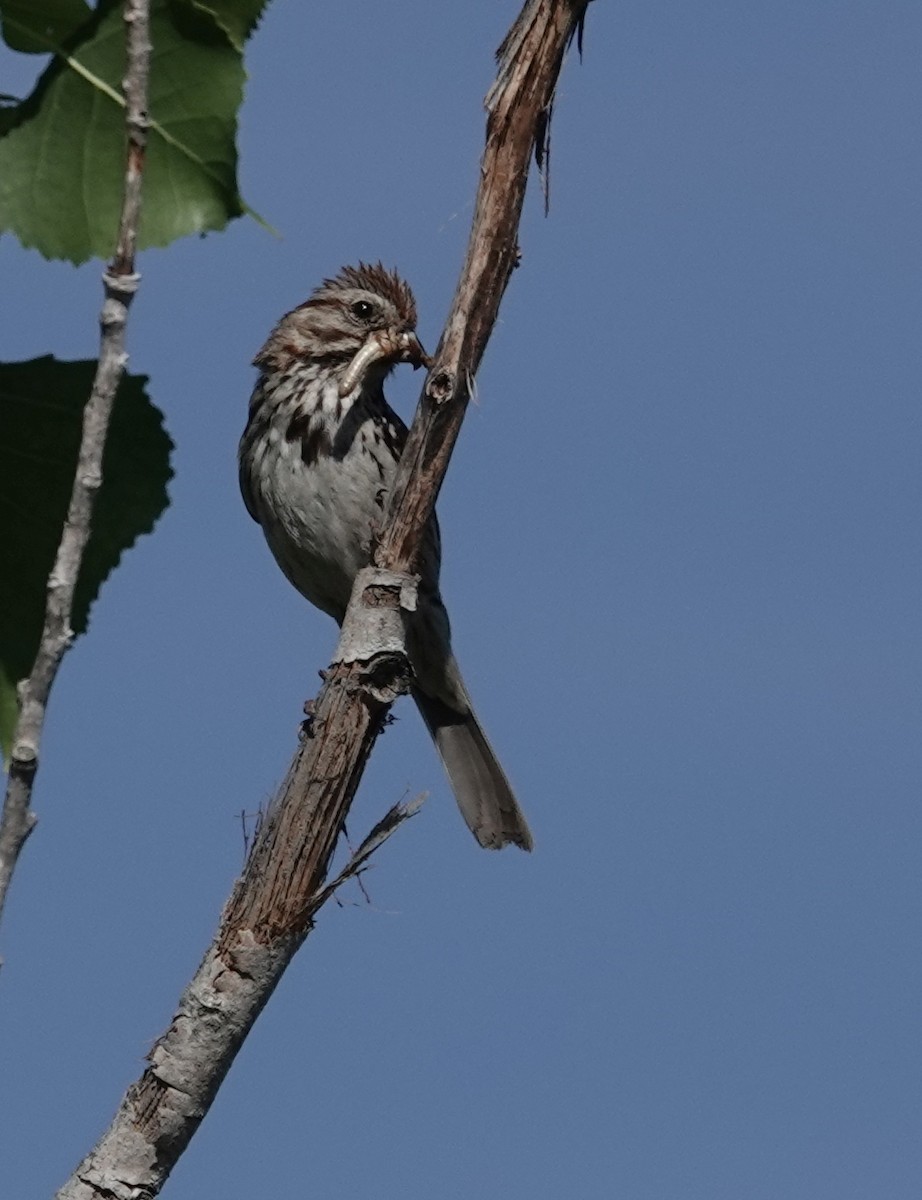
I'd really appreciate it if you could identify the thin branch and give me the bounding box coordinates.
[0,0,151,934]
[56,2,590,1195]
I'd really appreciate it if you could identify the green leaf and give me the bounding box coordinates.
[191,0,265,53]
[0,0,271,262]
[0,96,22,136]
[0,0,92,55]
[0,356,173,763]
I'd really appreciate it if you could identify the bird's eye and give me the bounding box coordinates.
[350,300,375,321]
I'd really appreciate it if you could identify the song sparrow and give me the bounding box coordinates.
[239,263,532,851]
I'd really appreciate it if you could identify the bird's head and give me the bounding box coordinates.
[255,262,430,396]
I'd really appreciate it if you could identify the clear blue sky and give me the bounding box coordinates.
[3,2,921,1196]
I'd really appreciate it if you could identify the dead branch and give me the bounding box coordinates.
[56,2,590,1195]
[0,0,151,936]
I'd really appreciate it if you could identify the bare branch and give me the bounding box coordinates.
[56,2,590,1194]
[0,0,152,934]
[376,0,584,570]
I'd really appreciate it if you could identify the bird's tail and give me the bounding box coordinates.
[413,685,533,851]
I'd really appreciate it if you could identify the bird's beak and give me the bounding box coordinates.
[339,329,431,398]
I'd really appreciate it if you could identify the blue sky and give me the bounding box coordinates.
[2,2,921,1196]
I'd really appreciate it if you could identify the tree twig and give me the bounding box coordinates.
[0,0,152,935]
[56,2,590,1195]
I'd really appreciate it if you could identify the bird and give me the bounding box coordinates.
[239,263,532,850]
